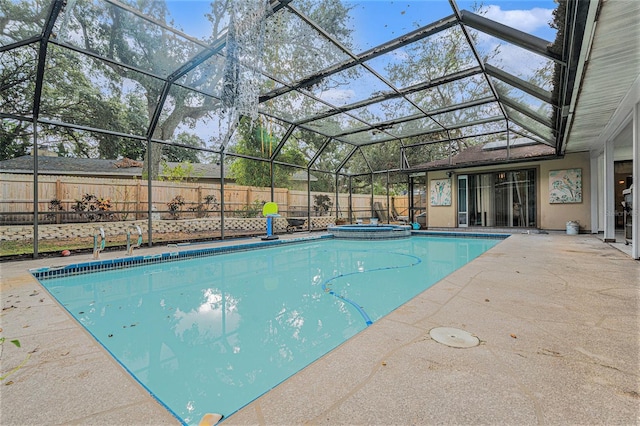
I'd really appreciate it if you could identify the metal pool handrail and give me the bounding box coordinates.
[93,227,106,259]
[126,225,143,255]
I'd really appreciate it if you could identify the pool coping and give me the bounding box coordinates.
[412,230,511,239]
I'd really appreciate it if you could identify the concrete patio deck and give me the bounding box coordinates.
[1,232,638,425]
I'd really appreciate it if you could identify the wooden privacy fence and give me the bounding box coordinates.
[0,174,409,224]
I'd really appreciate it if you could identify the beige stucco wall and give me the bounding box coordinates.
[425,152,591,232]
[427,171,456,227]
[539,152,591,231]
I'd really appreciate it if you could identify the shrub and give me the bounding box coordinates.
[313,194,333,216]
[46,198,65,222]
[167,195,185,219]
[195,194,219,218]
[72,194,113,222]
[239,200,265,218]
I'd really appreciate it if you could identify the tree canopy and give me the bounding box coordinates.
[230,118,305,187]
[1,0,558,179]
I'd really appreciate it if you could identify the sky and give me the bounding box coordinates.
[347,0,556,54]
[164,0,558,83]
[165,0,558,44]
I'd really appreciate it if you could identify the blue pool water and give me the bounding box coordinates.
[36,236,500,424]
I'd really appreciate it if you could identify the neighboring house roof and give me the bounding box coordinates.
[410,139,556,171]
[290,170,317,182]
[0,155,317,182]
[0,155,144,177]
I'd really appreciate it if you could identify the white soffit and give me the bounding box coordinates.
[565,0,640,154]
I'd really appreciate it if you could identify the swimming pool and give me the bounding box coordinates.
[33,235,502,424]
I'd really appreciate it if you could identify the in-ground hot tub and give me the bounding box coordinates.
[328,224,412,239]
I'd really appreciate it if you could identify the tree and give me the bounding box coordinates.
[230,117,305,187]
[2,0,355,174]
[260,0,355,86]
[7,0,227,168]
[0,42,124,160]
[0,120,31,160]
[160,161,200,182]
[0,0,51,41]
[0,2,150,161]
[0,31,36,159]
[226,0,356,186]
[285,127,351,192]
[387,27,497,160]
[96,94,148,160]
[164,132,205,163]
[387,6,554,158]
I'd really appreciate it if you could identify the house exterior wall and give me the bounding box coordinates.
[538,152,591,231]
[427,171,456,228]
[425,152,591,232]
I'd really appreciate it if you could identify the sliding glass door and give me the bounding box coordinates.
[457,175,468,227]
[463,169,536,228]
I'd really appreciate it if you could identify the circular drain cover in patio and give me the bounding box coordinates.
[429,327,480,348]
